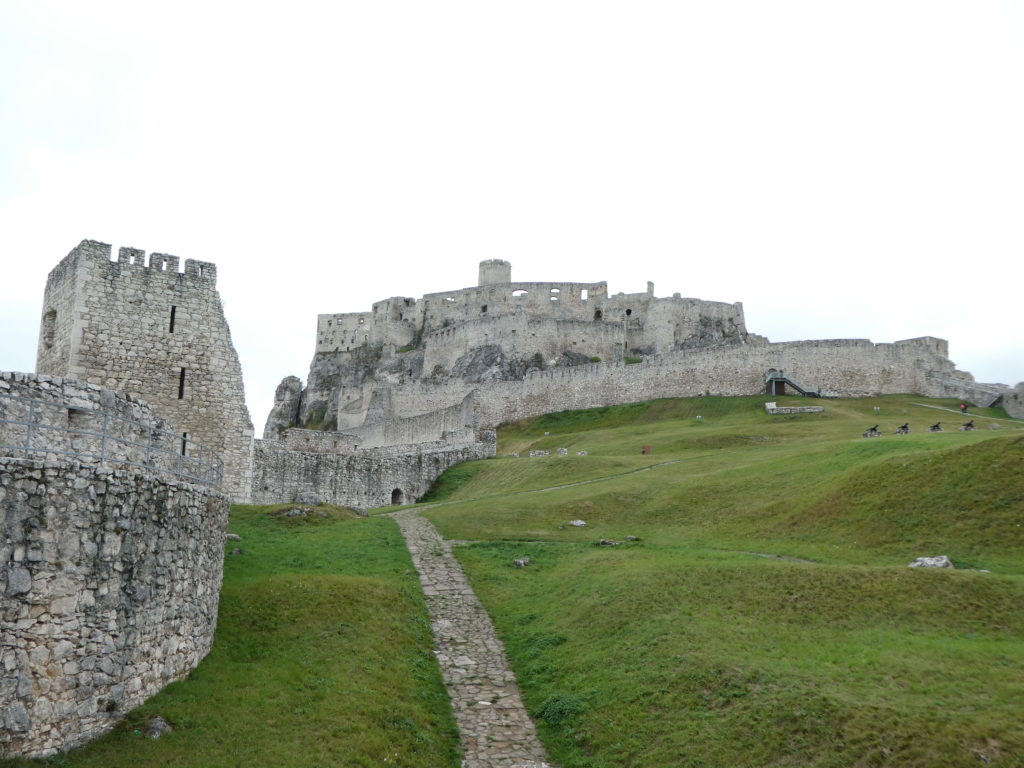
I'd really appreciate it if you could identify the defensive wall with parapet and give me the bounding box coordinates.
[251,391,491,508]
[36,240,254,503]
[0,373,228,759]
[370,335,1005,428]
[250,435,495,510]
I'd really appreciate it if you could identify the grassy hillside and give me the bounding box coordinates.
[420,394,1024,767]
[3,505,460,768]
[10,394,1021,767]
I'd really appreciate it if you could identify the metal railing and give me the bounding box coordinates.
[0,391,223,487]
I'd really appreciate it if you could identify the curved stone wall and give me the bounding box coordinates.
[0,376,228,759]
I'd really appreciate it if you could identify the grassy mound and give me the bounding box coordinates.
[5,506,460,768]
[457,543,1024,767]
[418,394,1024,767]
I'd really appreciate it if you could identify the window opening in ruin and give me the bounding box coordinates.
[550,288,560,302]
[481,305,487,314]
[445,296,455,303]
[42,309,56,349]
[198,265,204,277]
[181,432,188,456]
[594,309,603,321]
[512,289,528,297]
[626,308,632,316]
[581,289,588,301]
[391,488,404,505]
[178,368,186,399]
[169,305,177,333]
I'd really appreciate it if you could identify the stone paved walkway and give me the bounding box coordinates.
[389,508,554,768]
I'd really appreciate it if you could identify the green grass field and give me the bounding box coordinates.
[3,505,460,768]
[419,395,1024,767]
[8,394,1022,767]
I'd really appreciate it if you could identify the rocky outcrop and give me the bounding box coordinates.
[262,375,303,439]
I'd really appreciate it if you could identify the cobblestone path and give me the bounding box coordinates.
[389,508,554,768]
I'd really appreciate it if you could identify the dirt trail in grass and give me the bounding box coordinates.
[412,457,685,514]
[912,402,1024,424]
[388,508,555,768]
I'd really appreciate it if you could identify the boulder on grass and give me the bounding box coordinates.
[908,555,953,569]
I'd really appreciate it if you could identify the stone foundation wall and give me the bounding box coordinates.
[251,436,495,510]
[0,457,228,759]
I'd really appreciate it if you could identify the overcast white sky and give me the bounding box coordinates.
[2,1,1021,429]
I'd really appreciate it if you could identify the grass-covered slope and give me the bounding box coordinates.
[4,505,460,768]
[420,394,1024,767]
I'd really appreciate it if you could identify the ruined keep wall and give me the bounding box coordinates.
[0,378,228,759]
[251,437,495,510]
[36,241,254,502]
[421,314,628,374]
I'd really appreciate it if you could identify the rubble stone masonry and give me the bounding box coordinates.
[0,376,228,759]
[36,240,253,502]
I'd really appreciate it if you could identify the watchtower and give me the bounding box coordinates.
[36,240,254,501]
[478,259,512,286]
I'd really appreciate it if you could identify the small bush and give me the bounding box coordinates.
[535,692,585,725]
[624,356,643,364]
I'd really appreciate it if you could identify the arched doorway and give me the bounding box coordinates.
[391,488,405,505]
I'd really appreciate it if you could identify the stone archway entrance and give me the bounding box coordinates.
[391,488,405,505]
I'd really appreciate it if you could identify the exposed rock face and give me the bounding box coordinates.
[263,375,303,439]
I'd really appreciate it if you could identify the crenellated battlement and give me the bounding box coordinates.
[56,239,218,285]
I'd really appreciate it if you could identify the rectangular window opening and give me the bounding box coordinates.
[181,432,188,456]
[169,305,177,333]
[178,368,186,399]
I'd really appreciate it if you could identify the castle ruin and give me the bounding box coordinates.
[35,240,254,503]
[21,242,1023,512]
[3,239,1023,757]
[257,259,1017,507]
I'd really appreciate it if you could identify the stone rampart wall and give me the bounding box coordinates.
[1,459,228,759]
[922,373,1006,409]
[251,437,495,510]
[1003,384,1024,420]
[0,373,222,486]
[0,373,229,758]
[344,391,478,448]
[387,336,960,428]
[281,427,361,453]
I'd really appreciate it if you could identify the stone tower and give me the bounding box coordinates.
[36,240,254,501]
[478,259,512,286]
